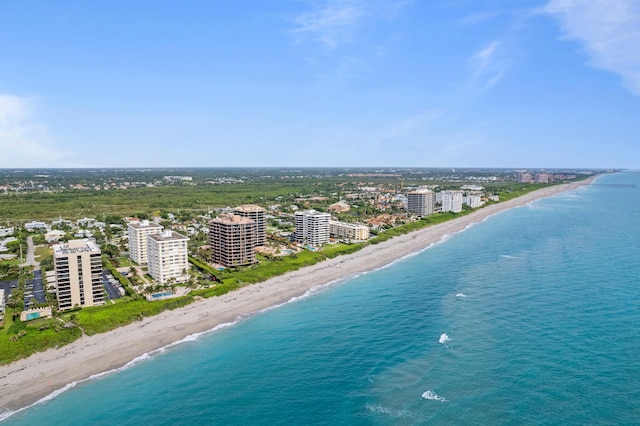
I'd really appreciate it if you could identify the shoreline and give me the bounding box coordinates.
[0,177,597,417]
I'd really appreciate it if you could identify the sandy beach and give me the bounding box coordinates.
[0,178,596,416]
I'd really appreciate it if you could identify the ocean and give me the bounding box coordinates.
[3,172,639,425]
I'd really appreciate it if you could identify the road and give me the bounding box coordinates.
[20,236,37,267]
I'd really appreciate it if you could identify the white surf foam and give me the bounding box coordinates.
[365,404,411,418]
[421,390,447,402]
[499,254,514,259]
[456,293,466,298]
[438,333,450,344]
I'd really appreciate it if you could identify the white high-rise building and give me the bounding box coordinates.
[406,191,435,216]
[439,190,463,213]
[463,194,482,208]
[54,239,105,310]
[128,220,163,265]
[147,230,189,285]
[295,210,330,246]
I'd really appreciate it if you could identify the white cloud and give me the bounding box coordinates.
[0,95,69,167]
[469,40,507,92]
[545,0,640,96]
[292,0,366,48]
[291,0,412,48]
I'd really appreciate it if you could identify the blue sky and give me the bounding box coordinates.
[0,0,638,168]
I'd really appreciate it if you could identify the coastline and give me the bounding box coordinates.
[0,177,597,417]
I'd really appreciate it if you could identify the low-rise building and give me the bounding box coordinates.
[329,221,370,241]
[327,201,351,213]
[0,227,14,237]
[25,221,48,231]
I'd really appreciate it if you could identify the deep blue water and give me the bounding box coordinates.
[3,172,640,425]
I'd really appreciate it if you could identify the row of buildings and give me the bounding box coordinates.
[406,190,482,216]
[47,190,489,311]
[128,220,190,284]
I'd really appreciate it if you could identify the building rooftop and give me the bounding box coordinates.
[234,204,265,213]
[148,230,189,242]
[128,220,163,230]
[211,214,255,226]
[296,209,331,217]
[53,239,101,256]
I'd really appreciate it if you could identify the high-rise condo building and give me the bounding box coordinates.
[407,190,436,216]
[517,173,532,183]
[439,190,463,213]
[295,210,330,245]
[534,173,550,183]
[463,194,482,208]
[234,204,266,246]
[147,230,190,285]
[128,220,163,265]
[209,214,257,267]
[54,239,104,310]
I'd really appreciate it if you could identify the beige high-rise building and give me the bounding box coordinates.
[209,214,257,267]
[147,230,190,285]
[407,190,435,216]
[234,204,266,246]
[534,173,550,183]
[128,220,163,265]
[54,239,105,310]
[517,173,532,183]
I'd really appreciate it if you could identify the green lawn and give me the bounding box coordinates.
[0,309,82,365]
[75,296,194,335]
[34,246,52,261]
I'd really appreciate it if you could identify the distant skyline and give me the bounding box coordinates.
[1,0,638,169]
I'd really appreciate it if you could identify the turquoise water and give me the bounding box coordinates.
[3,172,640,425]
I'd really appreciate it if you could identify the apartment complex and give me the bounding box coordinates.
[54,239,105,310]
[128,220,163,265]
[438,190,463,213]
[209,214,258,267]
[295,210,330,245]
[517,173,532,183]
[463,194,482,208]
[329,220,370,241]
[234,204,266,246]
[534,173,550,183]
[407,190,436,216]
[147,230,190,285]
